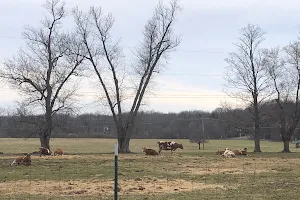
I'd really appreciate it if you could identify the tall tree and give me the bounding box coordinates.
[0,0,85,150]
[263,43,300,152]
[73,1,181,153]
[224,24,270,152]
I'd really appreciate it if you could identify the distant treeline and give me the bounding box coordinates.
[0,104,298,141]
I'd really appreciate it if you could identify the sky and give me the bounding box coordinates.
[1,0,300,114]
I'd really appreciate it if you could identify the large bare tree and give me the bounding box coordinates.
[263,43,300,152]
[0,0,85,150]
[224,24,270,152]
[73,0,181,152]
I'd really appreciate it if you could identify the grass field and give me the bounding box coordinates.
[1,138,300,200]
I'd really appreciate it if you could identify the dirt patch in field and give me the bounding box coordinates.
[180,165,274,175]
[182,167,271,175]
[0,178,226,196]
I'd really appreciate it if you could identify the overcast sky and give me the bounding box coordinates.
[1,0,300,114]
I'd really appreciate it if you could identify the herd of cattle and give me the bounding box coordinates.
[10,141,248,166]
[10,147,64,166]
[143,141,248,157]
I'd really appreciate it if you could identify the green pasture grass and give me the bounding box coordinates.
[0,138,300,199]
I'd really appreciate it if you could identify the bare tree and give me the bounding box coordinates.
[224,24,270,152]
[187,120,209,149]
[263,43,300,152]
[73,0,180,153]
[0,0,86,150]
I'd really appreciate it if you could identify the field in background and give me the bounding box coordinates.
[1,138,300,199]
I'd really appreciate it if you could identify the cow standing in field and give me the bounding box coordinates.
[11,153,31,166]
[157,141,183,154]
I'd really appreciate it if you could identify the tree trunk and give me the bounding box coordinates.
[198,142,201,150]
[118,137,131,153]
[281,133,291,153]
[43,106,53,150]
[282,139,290,152]
[254,135,261,152]
[40,135,50,150]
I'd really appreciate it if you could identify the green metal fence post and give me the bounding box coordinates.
[114,143,118,200]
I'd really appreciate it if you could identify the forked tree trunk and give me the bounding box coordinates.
[117,121,135,153]
[40,135,51,150]
[118,137,131,153]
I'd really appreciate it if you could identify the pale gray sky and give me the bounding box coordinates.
[1,0,300,114]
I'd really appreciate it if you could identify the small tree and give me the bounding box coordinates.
[73,0,181,153]
[263,43,300,152]
[188,120,209,149]
[224,24,270,152]
[189,139,208,150]
[0,0,86,149]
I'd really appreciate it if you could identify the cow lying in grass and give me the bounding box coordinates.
[221,148,236,158]
[142,147,159,155]
[233,148,248,156]
[241,148,248,155]
[53,148,64,156]
[11,153,31,166]
[157,141,183,154]
[216,149,225,155]
[39,147,52,157]
[217,147,248,156]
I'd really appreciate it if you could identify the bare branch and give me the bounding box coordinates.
[224,24,269,152]
[74,0,181,152]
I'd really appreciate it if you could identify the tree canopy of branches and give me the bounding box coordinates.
[73,0,181,153]
[0,0,86,150]
[263,41,300,152]
[224,24,270,152]
[187,118,210,149]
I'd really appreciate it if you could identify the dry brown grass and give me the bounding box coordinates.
[2,139,300,199]
[0,178,226,196]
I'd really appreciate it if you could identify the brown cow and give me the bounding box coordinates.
[216,149,225,155]
[241,148,248,155]
[39,147,52,157]
[11,153,31,166]
[53,148,64,156]
[157,141,183,154]
[143,147,159,155]
[233,148,248,156]
[232,149,242,155]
